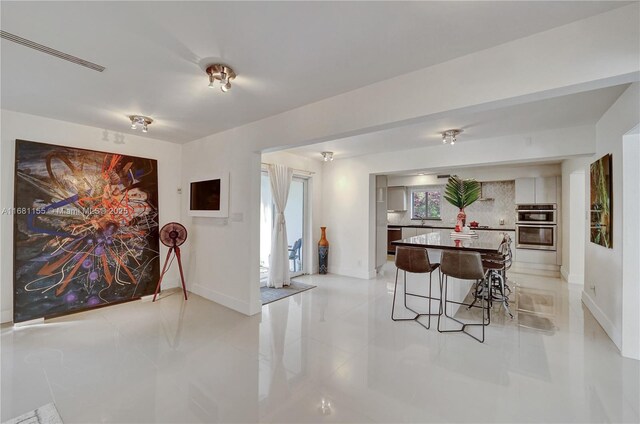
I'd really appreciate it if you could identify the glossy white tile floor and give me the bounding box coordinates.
[2,262,639,423]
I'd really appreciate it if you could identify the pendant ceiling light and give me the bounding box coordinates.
[206,64,237,93]
[441,129,463,145]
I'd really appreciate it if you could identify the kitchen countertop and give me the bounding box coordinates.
[392,231,507,254]
[387,224,515,232]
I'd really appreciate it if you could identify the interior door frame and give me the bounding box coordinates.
[290,174,309,277]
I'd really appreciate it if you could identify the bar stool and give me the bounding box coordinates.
[483,235,514,318]
[391,246,441,330]
[438,250,490,343]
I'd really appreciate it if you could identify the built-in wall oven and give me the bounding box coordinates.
[516,204,557,251]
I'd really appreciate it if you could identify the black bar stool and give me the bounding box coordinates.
[469,234,514,318]
[391,246,441,330]
[438,250,490,343]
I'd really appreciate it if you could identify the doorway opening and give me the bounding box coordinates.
[260,171,309,286]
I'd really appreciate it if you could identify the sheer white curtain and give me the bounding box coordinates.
[268,164,293,288]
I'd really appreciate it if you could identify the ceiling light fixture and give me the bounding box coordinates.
[441,129,463,145]
[321,151,334,162]
[206,64,237,93]
[129,115,153,133]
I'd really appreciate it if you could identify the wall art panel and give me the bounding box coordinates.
[13,140,160,322]
[590,153,612,248]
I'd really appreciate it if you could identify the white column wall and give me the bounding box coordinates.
[583,83,640,351]
[181,137,262,316]
[621,129,640,360]
[560,156,590,284]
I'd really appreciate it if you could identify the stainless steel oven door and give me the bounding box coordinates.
[516,210,556,224]
[516,224,557,251]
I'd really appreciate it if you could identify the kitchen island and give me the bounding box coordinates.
[388,224,515,232]
[390,231,509,318]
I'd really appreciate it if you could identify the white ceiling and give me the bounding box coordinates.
[288,84,629,160]
[1,1,629,143]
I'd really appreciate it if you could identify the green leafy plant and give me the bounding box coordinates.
[443,175,481,209]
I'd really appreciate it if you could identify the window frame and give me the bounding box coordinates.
[409,186,443,221]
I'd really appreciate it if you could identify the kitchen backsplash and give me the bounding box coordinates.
[387,180,517,228]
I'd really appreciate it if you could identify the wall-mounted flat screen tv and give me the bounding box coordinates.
[191,179,220,210]
[188,173,229,217]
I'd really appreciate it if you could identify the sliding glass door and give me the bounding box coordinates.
[260,172,308,285]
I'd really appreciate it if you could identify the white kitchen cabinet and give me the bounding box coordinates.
[387,186,407,211]
[515,177,558,204]
[535,177,558,204]
[515,178,536,204]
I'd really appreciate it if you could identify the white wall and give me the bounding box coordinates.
[560,156,590,284]
[0,110,182,323]
[321,159,375,279]
[180,136,262,316]
[582,83,640,352]
[622,128,640,360]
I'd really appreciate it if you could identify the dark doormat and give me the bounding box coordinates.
[260,280,316,305]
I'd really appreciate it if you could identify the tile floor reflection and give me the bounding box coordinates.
[2,263,639,423]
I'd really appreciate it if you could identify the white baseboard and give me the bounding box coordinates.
[582,290,622,350]
[13,317,44,327]
[190,283,258,316]
[327,266,373,280]
[1,309,12,324]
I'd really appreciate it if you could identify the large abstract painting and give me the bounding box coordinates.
[590,153,612,248]
[13,140,160,322]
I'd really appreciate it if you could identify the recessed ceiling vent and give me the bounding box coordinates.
[437,174,451,179]
[1,31,105,72]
